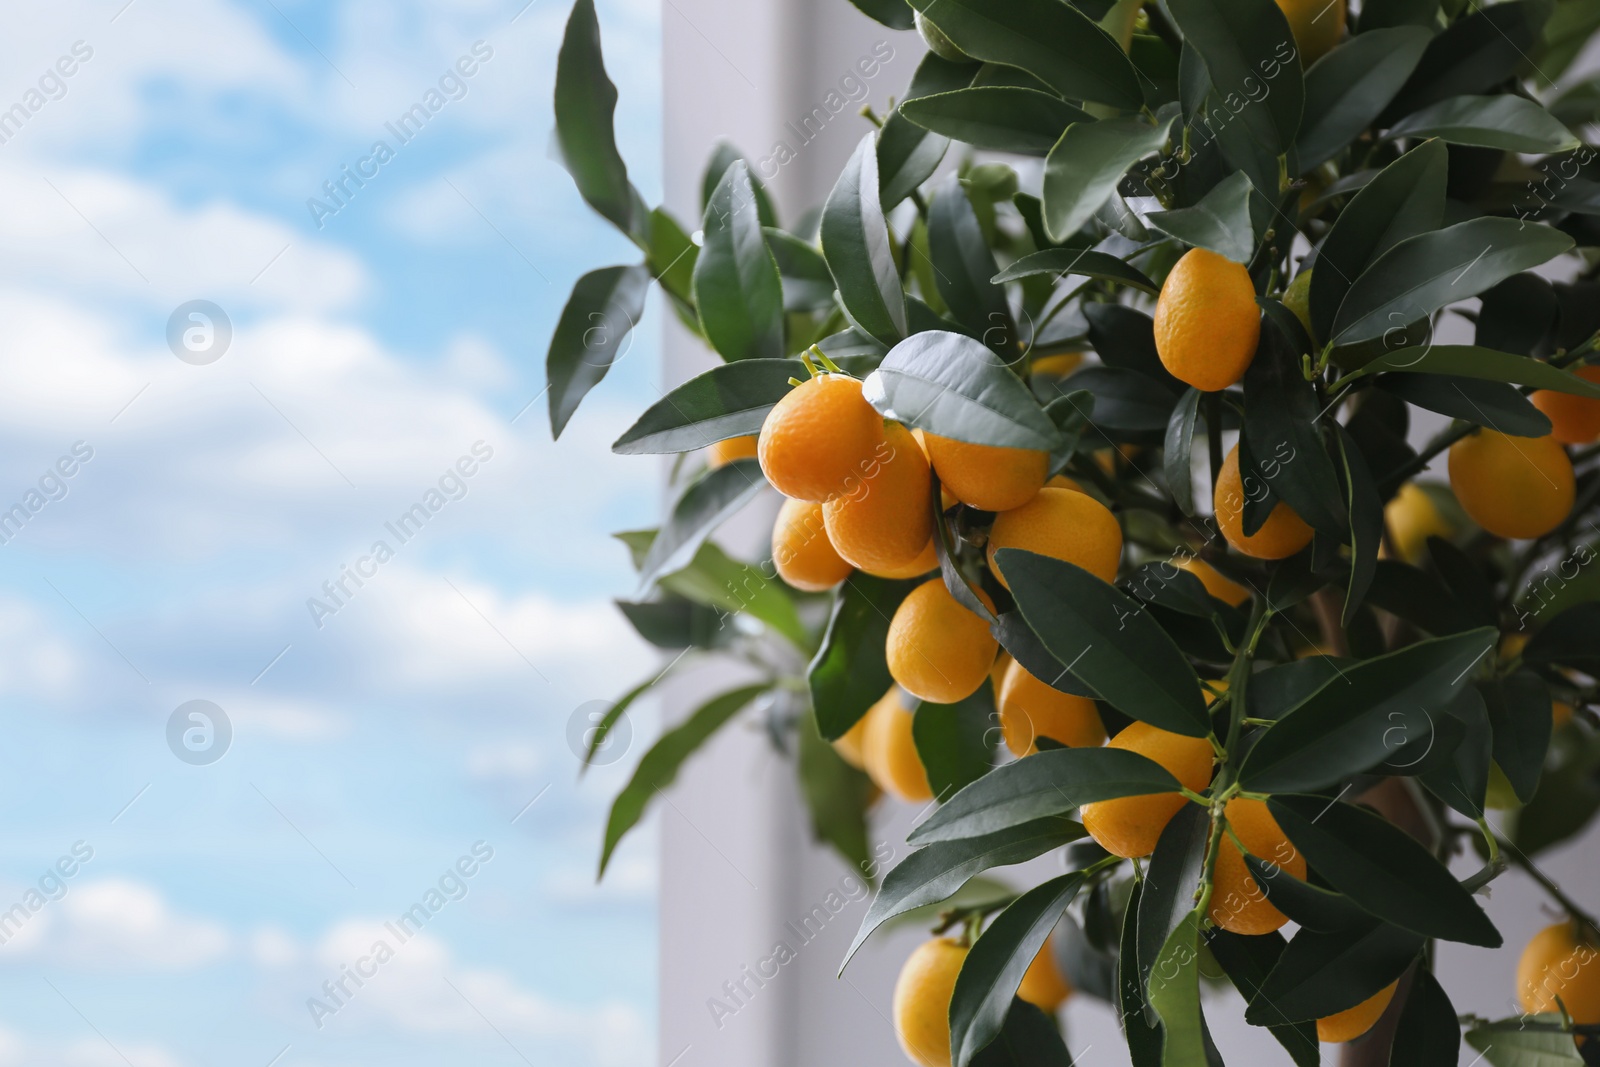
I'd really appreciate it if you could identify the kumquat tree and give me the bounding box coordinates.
[546,0,1600,1062]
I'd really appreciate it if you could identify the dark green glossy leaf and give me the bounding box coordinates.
[694,161,785,361]
[1246,657,1352,720]
[930,174,1011,353]
[612,358,802,454]
[1243,313,1346,538]
[1388,94,1581,153]
[1383,0,1552,119]
[1242,853,1375,932]
[637,459,766,588]
[766,228,836,313]
[1137,805,1209,1025]
[1146,171,1255,263]
[843,815,1087,967]
[992,248,1157,294]
[969,999,1076,1067]
[599,684,766,875]
[1484,671,1553,805]
[846,0,915,30]
[1205,930,1320,1065]
[614,597,730,650]
[1146,909,1206,1066]
[547,265,651,438]
[1120,880,1164,1067]
[1309,139,1446,347]
[658,540,805,647]
[1524,603,1600,674]
[1514,727,1600,856]
[701,142,776,227]
[1331,218,1575,346]
[1392,968,1461,1067]
[554,0,645,242]
[865,331,1058,450]
[1358,0,1437,31]
[1242,627,1496,792]
[990,611,1098,699]
[1249,918,1424,1022]
[1042,116,1174,242]
[1165,387,1203,516]
[1477,274,1559,357]
[996,551,1211,737]
[906,0,1143,109]
[797,708,875,877]
[880,52,981,210]
[950,872,1087,1067]
[647,207,698,308]
[901,87,1089,155]
[1084,303,1185,395]
[1065,366,1178,432]
[1167,0,1303,155]
[822,134,907,346]
[809,575,920,740]
[1419,685,1493,819]
[912,683,998,801]
[1270,795,1501,946]
[1297,27,1432,170]
[1375,373,1552,437]
[1336,424,1384,624]
[908,746,1180,844]
[1464,1024,1584,1066]
[1348,346,1600,399]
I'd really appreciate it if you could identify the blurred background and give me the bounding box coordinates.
[1,1,1596,1066]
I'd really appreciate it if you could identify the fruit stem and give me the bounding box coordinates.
[809,344,844,375]
[857,104,884,130]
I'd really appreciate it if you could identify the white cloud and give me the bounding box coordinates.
[251,925,302,968]
[466,741,544,781]
[0,878,230,970]
[0,1027,183,1067]
[0,595,80,698]
[224,694,349,742]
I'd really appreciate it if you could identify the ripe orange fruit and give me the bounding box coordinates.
[997,658,1106,755]
[771,498,852,592]
[1385,482,1452,563]
[886,579,998,705]
[1278,0,1346,65]
[986,487,1122,588]
[1532,367,1600,444]
[1154,248,1261,392]
[832,708,871,770]
[1046,474,1083,492]
[1449,429,1574,540]
[1317,981,1396,1043]
[757,374,884,502]
[823,423,936,578]
[1017,937,1072,1012]
[923,433,1048,512]
[862,687,932,802]
[707,434,758,468]
[1031,352,1084,379]
[1518,920,1600,1023]
[1081,722,1214,858]
[1208,798,1306,935]
[893,938,969,1067]
[1214,444,1313,560]
[1177,557,1250,607]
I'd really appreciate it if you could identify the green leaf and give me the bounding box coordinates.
[1331,218,1575,347]
[969,999,1076,1067]
[797,709,875,878]
[612,359,803,454]
[701,141,777,229]
[1167,0,1304,155]
[1164,388,1203,516]
[614,597,730,650]
[1336,425,1384,624]
[1064,366,1178,433]
[1309,139,1446,347]
[992,248,1157,294]
[693,161,786,361]
[765,228,835,313]
[846,0,915,28]
[599,684,766,876]
[1418,685,1493,818]
[990,611,1098,700]
[1387,94,1582,152]
[658,541,806,649]
[842,816,1087,966]
[581,674,667,771]
[907,746,1180,844]
[912,684,998,801]
[809,575,920,740]
[547,265,651,439]
[906,0,1142,109]
[1357,0,1437,30]
[901,87,1089,155]
[1146,909,1206,1067]
[1525,603,1600,674]
[1270,795,1502,946]
[822,134,907,346]
[1042,116,1174,242]
[1360,349,1600,408]
[1120,881,1164,1067]
[646,207,698,309]
[636,459,766,588]
[1392,969,1462,1067]
[1383,0,1553,119]
[880,52,980,210]
[949,872,1087,1067]
[554,0,645,243]
[1242,313,1347,538]
[1241,627,1497,792]
[1514,727,1600,856]
[864,331,1059,450]
[1484,672,1553,804]
[930,174,1011,353]
[1145,172,1256,264]
[1241,853,1375,932]
[1297,27,1432,170]
[1137,806,1209,1025]
[1375,374,1552,437]
[1248,918,1424,1022]
[1204,930,1319,1066]
[996,551,1211,737]
[1464,1023,1584,1066]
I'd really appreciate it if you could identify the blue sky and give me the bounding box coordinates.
[0,1,666,1063]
